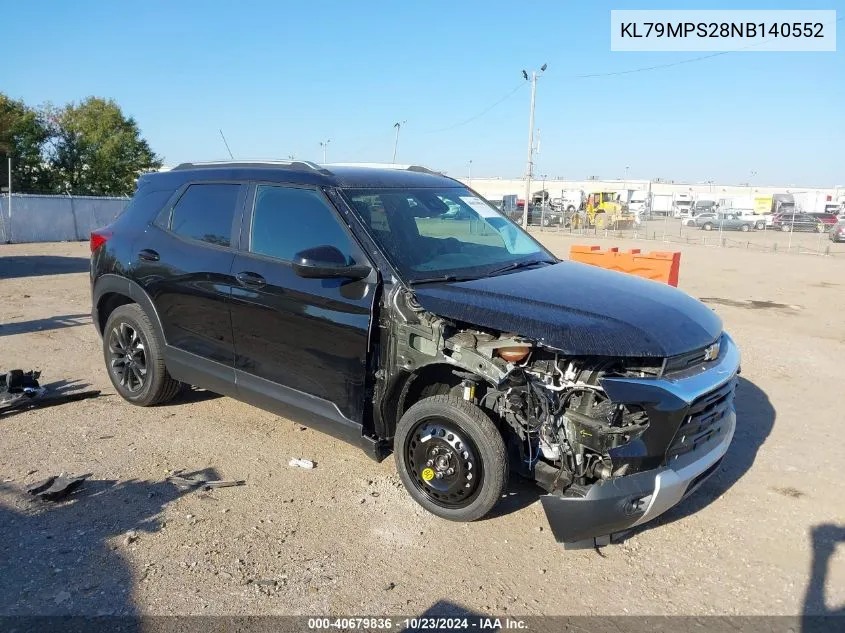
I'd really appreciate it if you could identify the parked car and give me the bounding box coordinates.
[90,160,739,545]
[697,212,756,232]
[829,221,845,243]
[687,212,716,227]
[807,212,838,232]
[772,212,825,232]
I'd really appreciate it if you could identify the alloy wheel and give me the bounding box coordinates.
[108,322,147,393]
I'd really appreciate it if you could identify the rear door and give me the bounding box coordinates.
[138,181,246,392]
[229,183,377,440]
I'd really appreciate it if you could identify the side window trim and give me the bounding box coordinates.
[241,182,368,266]
[154,180,248,252]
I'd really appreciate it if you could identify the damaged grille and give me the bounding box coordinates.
[662,346,709,375]
[666,379,736,461]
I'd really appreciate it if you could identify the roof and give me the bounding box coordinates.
[139,161,460,190]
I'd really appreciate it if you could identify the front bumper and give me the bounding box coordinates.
[541,333,741,544]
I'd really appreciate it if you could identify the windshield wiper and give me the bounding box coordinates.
[486,259,555,277]
[410,274,480,285]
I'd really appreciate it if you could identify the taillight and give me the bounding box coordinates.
[90,230,112,253]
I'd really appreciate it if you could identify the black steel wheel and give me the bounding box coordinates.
[405,418,483,509]
[394,395,508,522]
[102,304,182,406]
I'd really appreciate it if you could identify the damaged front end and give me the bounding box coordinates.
[379,288,740,545]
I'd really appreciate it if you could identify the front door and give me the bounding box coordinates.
[229,184,377,440]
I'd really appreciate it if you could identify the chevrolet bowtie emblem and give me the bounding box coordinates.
[703,340,721,361]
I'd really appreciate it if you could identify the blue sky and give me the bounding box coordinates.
[4,0,842,186]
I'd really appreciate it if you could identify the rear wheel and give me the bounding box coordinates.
[394,395,508,522]
[781,224,791,232]
[741,224,750,232]
[703,223,713,231]
[103,304,181,406]
[756,221,765,230]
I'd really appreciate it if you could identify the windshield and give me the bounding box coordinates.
[343,186,553,282]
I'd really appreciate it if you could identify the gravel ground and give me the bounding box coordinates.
[0,237,843,617]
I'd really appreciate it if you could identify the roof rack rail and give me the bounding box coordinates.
[326,162,444,175]
[172,159,331,174]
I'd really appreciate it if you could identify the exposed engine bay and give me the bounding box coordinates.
[384,289,668,495]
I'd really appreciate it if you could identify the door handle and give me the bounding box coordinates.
[236,271,266,287]
[138,249,160,262]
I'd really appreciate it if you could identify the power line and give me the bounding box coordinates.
[422,82,527,134]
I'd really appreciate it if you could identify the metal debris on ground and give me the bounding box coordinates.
[288,458,315,469]
[26,473,90,501]
[0,369,100,415]
[165,469,246,491]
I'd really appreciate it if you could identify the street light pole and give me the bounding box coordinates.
[522,64,546,228]
[320,139,331,164]
[468,160,473,187]
[392,121,406,163]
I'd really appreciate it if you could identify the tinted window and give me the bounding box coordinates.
[123,188,173,224]
[170,183,241,247]
[250,185,354,261]
[346,187,549,281]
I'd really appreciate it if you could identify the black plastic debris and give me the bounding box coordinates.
[26,473,90,501]
[0,369,100,415]
[166,470,245,491]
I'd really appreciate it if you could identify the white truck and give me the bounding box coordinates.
[672,193,694,218]
[651,194,674,216]
[628,190,651,218]
[553,189,584,213]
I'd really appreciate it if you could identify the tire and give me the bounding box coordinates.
[741,224,750,232]
[103,303,181,406]
[781,225,791,232]
[756,222,765,230]
[566,205,576,213]
[394,395,508,522]
[703,223,713,231]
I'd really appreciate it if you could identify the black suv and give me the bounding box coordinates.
[91,161,740,544]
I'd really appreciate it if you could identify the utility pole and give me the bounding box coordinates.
[392,121,406,163]
[320,139,331,164]
[522,64,546,228]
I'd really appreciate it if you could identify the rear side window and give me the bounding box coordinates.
[250,185,354,261]
[170,183,241,247]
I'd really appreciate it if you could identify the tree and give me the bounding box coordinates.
[49,97,161,196]
[0,94,55,194]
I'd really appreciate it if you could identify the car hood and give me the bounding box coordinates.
[412,262,722,357]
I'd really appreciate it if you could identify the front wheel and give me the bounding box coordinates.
[756,221,765,230]
[741,224,750,232]
[781,225,792,232]
[703,223,713,231]
[394,395,508,522]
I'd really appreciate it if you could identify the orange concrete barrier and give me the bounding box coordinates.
[569,245,681,287]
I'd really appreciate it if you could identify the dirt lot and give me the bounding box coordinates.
[1,237,843,617]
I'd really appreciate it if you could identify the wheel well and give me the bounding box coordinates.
[97,292,134,333]
[387,364,464,436]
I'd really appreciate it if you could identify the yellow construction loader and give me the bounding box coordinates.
[574,192,636,229]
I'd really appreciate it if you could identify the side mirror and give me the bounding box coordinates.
[291,245,371,280]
